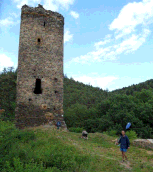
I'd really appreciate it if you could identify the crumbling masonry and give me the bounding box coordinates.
[15,4,67,129]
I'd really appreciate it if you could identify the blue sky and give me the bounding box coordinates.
[0,0,153,91]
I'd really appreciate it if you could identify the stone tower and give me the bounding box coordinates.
[15,4,67,129]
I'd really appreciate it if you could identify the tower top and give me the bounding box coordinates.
[21,4,64,22]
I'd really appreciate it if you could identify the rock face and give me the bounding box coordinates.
[133,139,153,150]
[15,4,67,129]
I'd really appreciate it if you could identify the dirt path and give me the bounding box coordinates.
[120,161,132,171]
[66,135,133,171]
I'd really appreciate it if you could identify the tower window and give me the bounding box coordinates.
[38,38,41,43]
[54,78,58,82]
[44,22,45,27]
[34,79,42,94]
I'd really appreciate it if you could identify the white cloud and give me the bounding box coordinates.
[9,12,20,18]
[70,11,79,19]
[14,0,29,9]
[43,0,58,11]
[94,34,112,49]
[13,0,75,11]
[0,54,15,71]
[64,30,73,43]
[109,0,153,39]
[73,75,118,90]
[115,28,150,54]
[0,17,14,26]
[66,27,150,65]
[65,0,153,66]
[55,0,74,10]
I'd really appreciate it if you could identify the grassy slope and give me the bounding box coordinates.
[27,127,153,172]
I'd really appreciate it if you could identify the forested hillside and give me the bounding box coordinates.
[111,79,153,96]
[1,67,153,138]
[63,76,108,109]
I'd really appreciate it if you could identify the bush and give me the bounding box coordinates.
[126,130,137,140]
[0,120,36,171]
[2,158,58,172]
[106,130,117,137]
[15,130,36,143]
[68,127,85,133]
[0,120,91,171]
[104,130,137,140]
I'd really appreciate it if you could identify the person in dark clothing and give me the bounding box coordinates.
[118,130,130,162]
[56,121,61,129]
[81,130,88,139]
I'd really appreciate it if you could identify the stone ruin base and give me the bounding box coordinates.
[133,139,153,150]
[15,103,67,131]
[22,123,69,132]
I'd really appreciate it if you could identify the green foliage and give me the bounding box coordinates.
[15,130,36,142]
[134,89,153,103]
[1,120,153,171]
[84,117,113,133]
[63,76,106,111]
[64,103,88,128]
[68,127,85,133]
[0,120,36,170]
[105,130,118,137]
[2,158,52,172]
[126,130,137,140]
[0,67,17,121]
[0,120,92,172]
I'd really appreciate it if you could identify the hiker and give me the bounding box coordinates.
[81,130,88,140]
[56,121,61,129]
[117,130,130,162]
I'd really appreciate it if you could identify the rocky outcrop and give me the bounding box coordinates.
[133,139,153,150]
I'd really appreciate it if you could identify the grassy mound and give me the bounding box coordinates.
[1,120,153,171]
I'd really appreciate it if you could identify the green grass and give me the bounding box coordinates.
[1,121,153,171]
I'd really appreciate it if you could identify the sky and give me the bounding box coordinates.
[0,0,153,91]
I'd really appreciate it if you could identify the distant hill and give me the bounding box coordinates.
[64,76,108,109]
[111,79,153,96]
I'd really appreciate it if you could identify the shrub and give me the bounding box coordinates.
[126,130,137,140]
[0,120,92,171]
[15,130,36,143]
[2,158,58,172]
[106,130,117,137]
[0,120,36,171]
[68,127,84,133]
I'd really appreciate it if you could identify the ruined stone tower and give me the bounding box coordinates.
[15,4,67,129]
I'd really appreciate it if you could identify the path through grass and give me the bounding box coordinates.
[32,127,153,171]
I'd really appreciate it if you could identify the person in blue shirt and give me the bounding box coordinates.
[118,130,130,162]
[56,121,61,129]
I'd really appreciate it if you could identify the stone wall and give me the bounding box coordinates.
[15,4,67,129]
